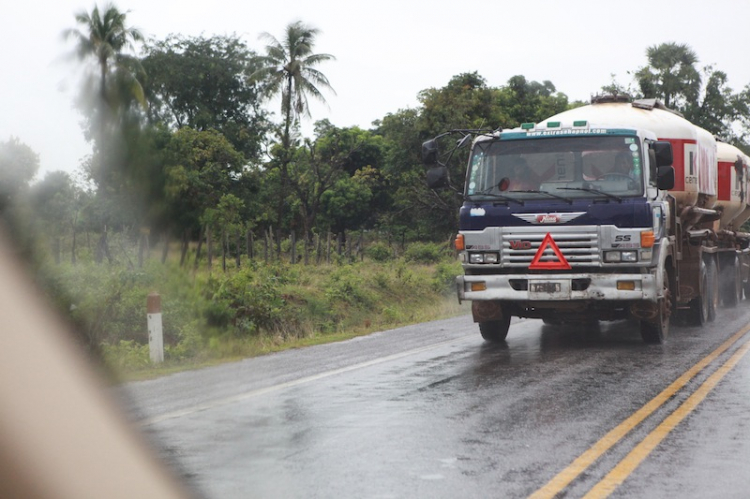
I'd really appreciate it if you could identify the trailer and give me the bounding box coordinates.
[423,96,750,343]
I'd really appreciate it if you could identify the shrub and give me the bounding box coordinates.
[205,265,287,336]
[366,242,392,262]
[403,242,450,264]
[432,261,463,293]
[324,265,373,307]
[102,340,150,371]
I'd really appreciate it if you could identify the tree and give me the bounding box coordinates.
[378,73,573,240]
[63,2,145,113]
[28,171,86,264]
[628,43,750,151]
[249,21,336,230]
[213,193,245,271]
[142,35,270,161]
[288,125,385,241]
[635,42,701,110]
[0,137,39,211]
[64,3,147,262]
[417,72,508,132]
[320,167,381,234]
[496,75,572,127]
[163,128,247,262]
[682,66,750,144]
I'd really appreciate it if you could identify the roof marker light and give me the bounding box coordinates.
[547,121,561,128]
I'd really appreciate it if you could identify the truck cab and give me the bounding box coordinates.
[425,99,677,343]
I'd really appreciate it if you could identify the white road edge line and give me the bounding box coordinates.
[140,332,477,426]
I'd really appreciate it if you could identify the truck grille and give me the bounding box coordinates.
[501,226,600,267]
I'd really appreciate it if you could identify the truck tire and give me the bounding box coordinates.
[641,268,671,344]
[721,256,742,307]
[479,316,511,342]
[706,257,718,321]
[687,261,708,326]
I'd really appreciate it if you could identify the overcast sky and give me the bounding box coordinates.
[3,0,750,179]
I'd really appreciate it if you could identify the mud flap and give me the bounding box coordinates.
[472,300,506,323]
[630,301,659,321]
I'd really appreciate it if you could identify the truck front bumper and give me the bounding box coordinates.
[457,271,659,303]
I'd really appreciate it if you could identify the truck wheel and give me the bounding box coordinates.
[687,262,708,326]
[641,269,671,344]
[479,316,511,342]
[706,257,718,321]
[723,256,742,307]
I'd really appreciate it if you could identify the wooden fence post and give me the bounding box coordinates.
[161,233,169,264]
[247,230,254,261]
[264,230,269,263]
[236,229,241,269]
[291,230,296,264]
[315,233,322,265]
[221,230,227,272]
[326,231,332,264]
[304,233,310,265]
[194,227,204,270]
[276,228,282,261]
[207,226,213,270]
[359,231,364,262]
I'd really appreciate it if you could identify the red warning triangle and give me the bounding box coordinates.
[529,233,571,270]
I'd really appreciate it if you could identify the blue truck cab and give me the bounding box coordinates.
[424,105,676,343]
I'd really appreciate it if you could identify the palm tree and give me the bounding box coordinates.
[635,42,700,110]
[250,21,336,231]
[63,3,145,263]
[63,2,145,110]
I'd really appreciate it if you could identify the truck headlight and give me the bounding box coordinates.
[604,251,621,262]
[620,251,637,262]
[605,251,638,263]
[469,253,485,264]
[483,253,499,264]
[469,252,499,264]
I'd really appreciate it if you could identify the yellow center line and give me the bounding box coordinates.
[583,340,750,498]
[528,324,750,499]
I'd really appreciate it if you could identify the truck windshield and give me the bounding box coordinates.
[465,135,644,201]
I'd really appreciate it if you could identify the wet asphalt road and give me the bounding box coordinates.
[122,306,750,499]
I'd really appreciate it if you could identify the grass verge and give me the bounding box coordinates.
[40,254,469,382]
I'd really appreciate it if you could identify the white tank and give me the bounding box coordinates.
[541,100,717,211]
[718,141,750,230]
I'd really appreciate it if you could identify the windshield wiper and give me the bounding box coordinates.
[466,192,524,205]
[466,185,525,205]
[509,189,573,205]
[558,186,622,203]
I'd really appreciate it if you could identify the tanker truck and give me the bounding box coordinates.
[423,95,750,343]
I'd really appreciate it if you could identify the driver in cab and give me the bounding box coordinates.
[612,151,635,178]
[505,157,536,191]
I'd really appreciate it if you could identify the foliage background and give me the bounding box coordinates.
[3,8,750,376]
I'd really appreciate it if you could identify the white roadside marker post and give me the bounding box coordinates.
[147,292,164,363]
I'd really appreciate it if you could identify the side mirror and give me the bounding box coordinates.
[651,141,673,167]
[656,165,675,190]
[422,139,439,166]
[426,166,450,189]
